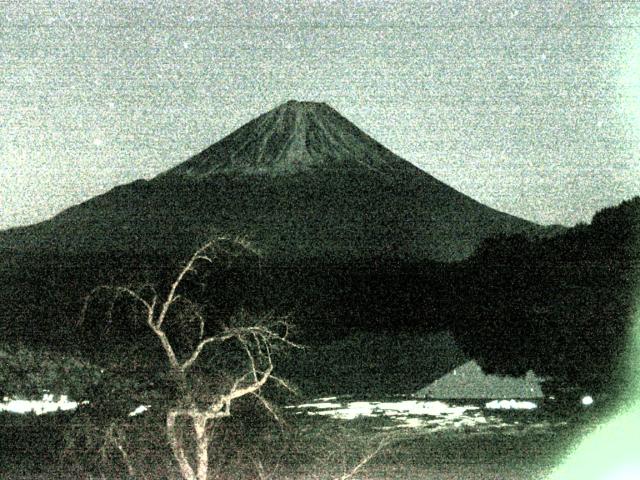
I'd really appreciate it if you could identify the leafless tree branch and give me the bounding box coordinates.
[179,335,229,372]
[80,238,295,480]
[336,435,394,480]
[156,238,223,330]
[79,285,153,327]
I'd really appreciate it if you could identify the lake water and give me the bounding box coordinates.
[1,392,599,437]
[284,395,597,434]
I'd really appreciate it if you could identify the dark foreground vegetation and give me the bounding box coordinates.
[0,401,611,480]
[0,197,638,478]
[2,197,638,396]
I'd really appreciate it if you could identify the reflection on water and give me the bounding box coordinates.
[286,396,571,433]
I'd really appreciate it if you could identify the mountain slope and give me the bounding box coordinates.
[0,100,545,263]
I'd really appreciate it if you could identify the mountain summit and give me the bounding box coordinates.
[163,100,415,177]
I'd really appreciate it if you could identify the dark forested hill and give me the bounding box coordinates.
[451,197,640,395]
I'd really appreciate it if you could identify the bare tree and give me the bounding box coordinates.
[81,238,298,480]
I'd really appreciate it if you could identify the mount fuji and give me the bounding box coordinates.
[1,100,547,263]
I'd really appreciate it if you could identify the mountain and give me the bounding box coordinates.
[0,100,547,263]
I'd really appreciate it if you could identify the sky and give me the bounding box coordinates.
[1,0,639,229]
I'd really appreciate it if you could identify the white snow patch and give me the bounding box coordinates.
[0,394,82,415]
[291,399,485,427]
[128,405,150,417]
[373,400,479,416]
[485,399,537,410]
[296,402,343,410]
[308,401,378,420]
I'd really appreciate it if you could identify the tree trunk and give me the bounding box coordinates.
[167,410,196,480]
[194,414,210,480]
[167,409,213,480]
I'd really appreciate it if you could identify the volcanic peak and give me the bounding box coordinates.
[162,100,415,177]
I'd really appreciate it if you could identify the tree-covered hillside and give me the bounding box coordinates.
[452,197,640,395]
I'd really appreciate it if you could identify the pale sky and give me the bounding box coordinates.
[1,0,639,229]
